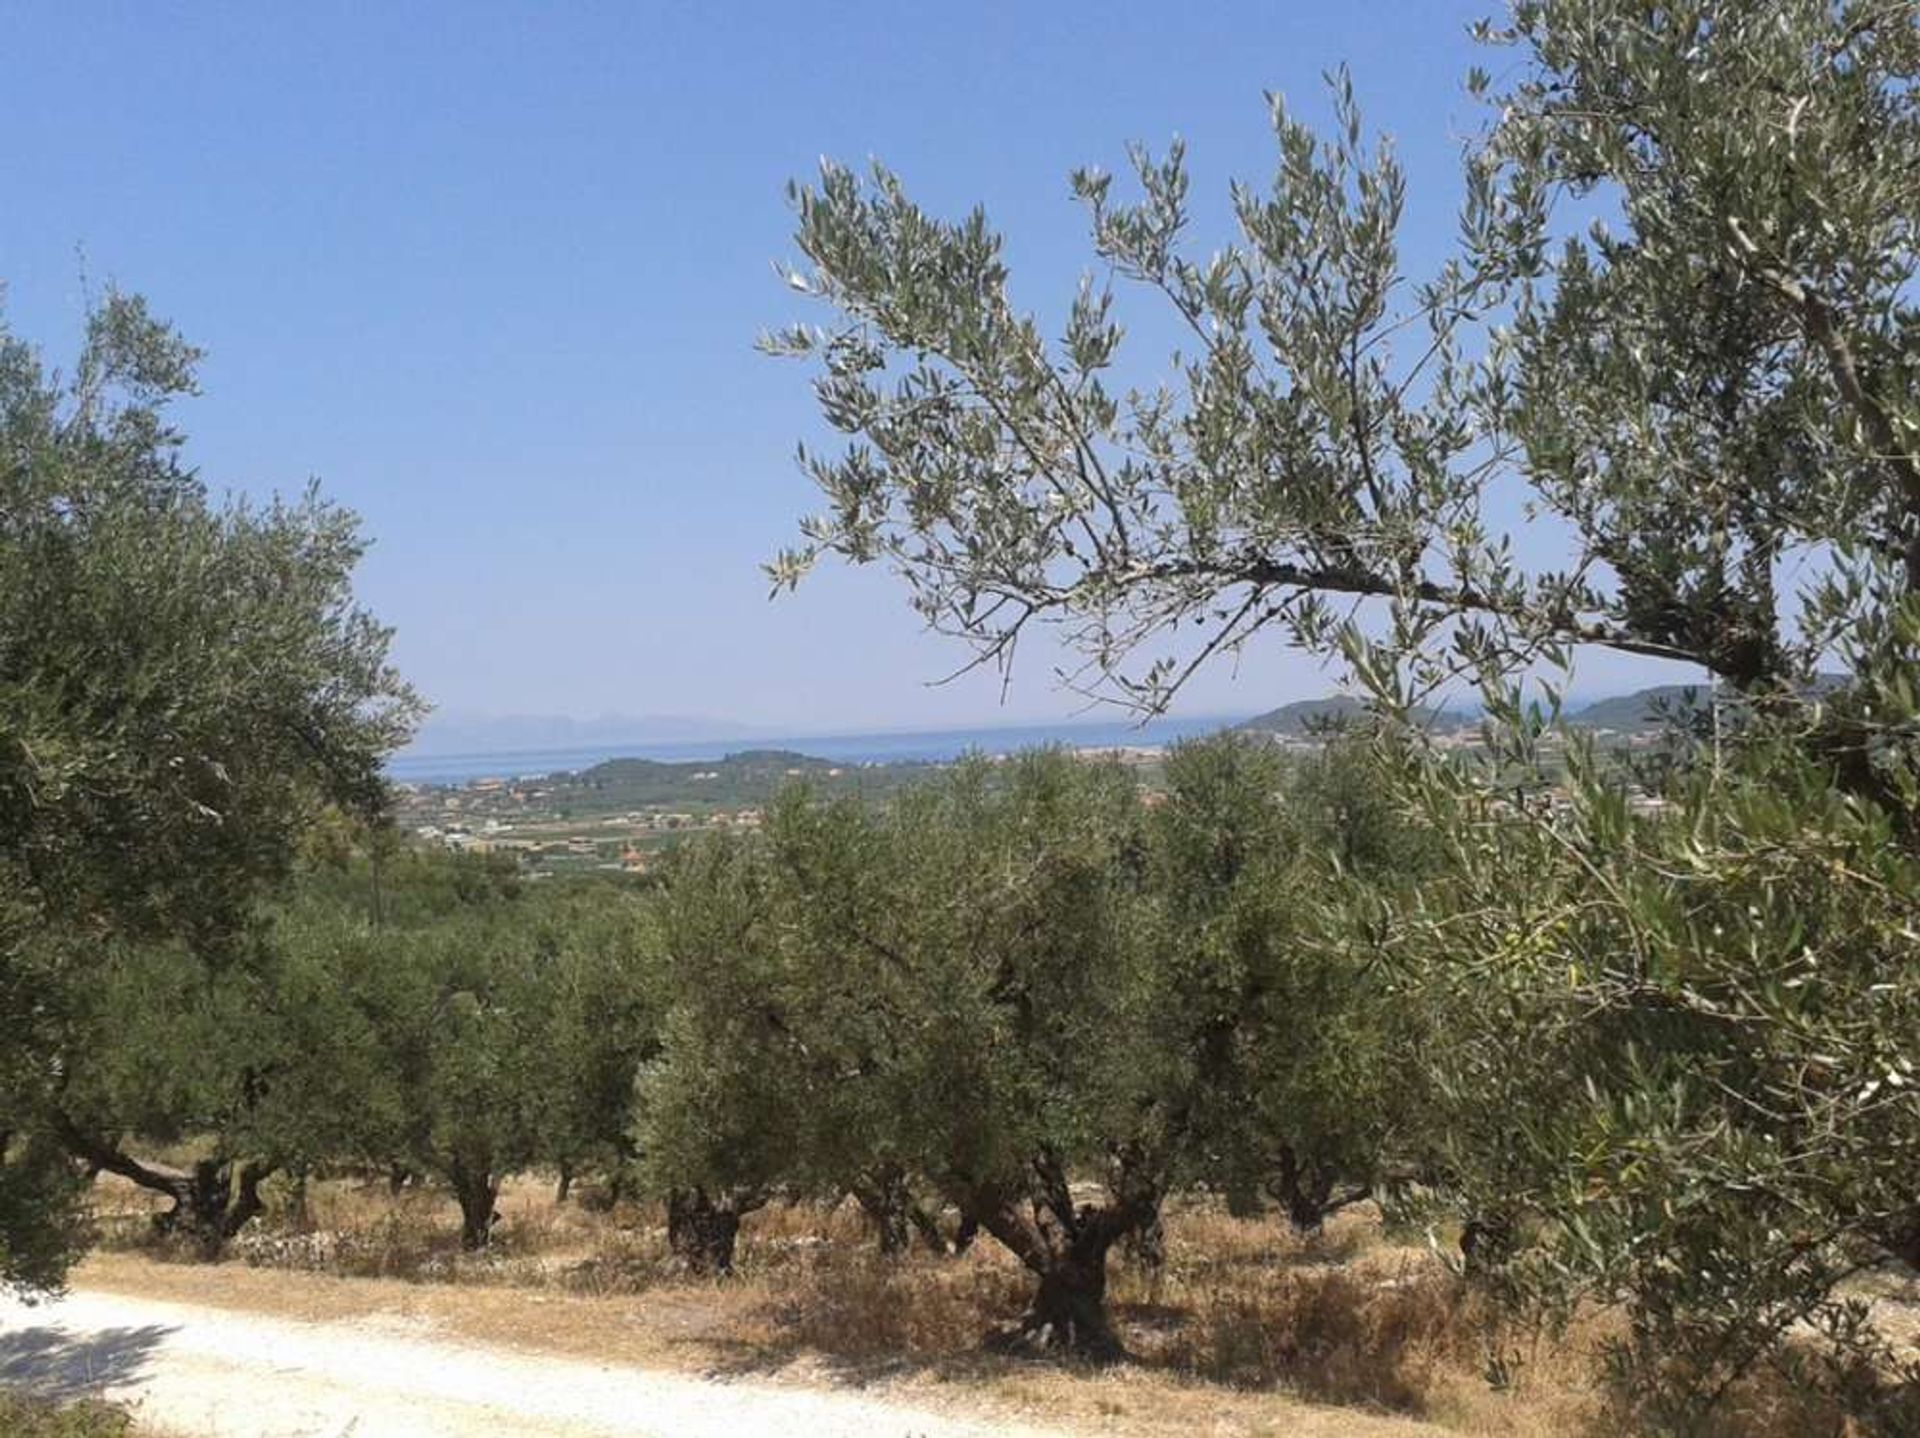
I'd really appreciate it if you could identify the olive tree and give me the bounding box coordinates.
[638,794,979,1268]
[642,754,1168,1347]
[633,833,796,1273]
[1375,728,1920,1428]
[0,293,417,1287]
[294,856,644,1252]
[525,889,660,1206]
[44,921,403,1250]
[1151,734,1426,1235]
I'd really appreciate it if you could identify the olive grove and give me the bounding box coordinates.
[638,742,1427,1353]
[764,0,1920,1423]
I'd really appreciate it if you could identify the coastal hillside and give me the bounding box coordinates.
[1236,695,1468,736]
[1566,684,1710,732]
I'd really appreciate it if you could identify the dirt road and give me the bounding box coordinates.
[0,1286,1070,1438]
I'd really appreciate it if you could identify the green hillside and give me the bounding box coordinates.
[1567,676,1847,735]
[1238,696,1470,736]
[554,748,931,812]
[1566,684,1711,732]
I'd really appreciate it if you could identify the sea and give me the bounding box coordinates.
[387,714,1251,786]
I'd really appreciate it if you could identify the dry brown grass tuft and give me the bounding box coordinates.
[1094,1199,1483,1415]
[1141,1264,1470,1409]
[768,1250,1033,1367]
[230,1190,460,1281]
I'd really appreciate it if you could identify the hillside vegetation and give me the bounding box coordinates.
[7,5,1920,1437]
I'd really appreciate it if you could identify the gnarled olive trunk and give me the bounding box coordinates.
[155,1158,271,1252]
[448,1157,500,1251]
[54,1120,273,1256]
[957,1165,1160,1362]
[850,1164,918,1257]
[666,1187,760,1275]
[1269,1146,1370,1237]
[1020,1219,1127,1356]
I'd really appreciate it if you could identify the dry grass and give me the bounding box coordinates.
[75,1173,1919,1437]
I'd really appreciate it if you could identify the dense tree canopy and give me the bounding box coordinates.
[0,293,418,1288]
[2,8,1916,1433]
[639,742,1423,1350]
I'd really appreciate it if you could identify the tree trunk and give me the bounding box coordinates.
[1270,1146,1369,1237]
[666,1188,749,1276]
[555,1161,574,1206]
[850,1166,914,1257]
[146,1158,271,1252]
[52,1118,271,1256]
[1122,1202,1166,1272]
[1113,1144,1166,1272]
[164,1160,232,1243]
[960,1169,1155,1362]
[225,1160,271,1239]
[1022,1234,1124,1358]
[907,1201,961,1255]
[449,1158,499,1251]
[1460,1211,1516,1276]
[1273,1146,1337,1234]
[161,1158,270,1251]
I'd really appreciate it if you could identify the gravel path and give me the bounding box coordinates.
[0,1287,1070,1437]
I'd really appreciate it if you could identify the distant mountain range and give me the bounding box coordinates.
[1565,675,1848,732]
[405,711,762,756]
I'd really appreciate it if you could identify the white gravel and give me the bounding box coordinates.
[0,1287,1070,1438]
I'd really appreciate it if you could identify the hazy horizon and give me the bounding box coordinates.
[400,704,1262,757]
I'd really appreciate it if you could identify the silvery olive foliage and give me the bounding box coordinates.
[1372,726,1920,1428]
[767,2,1918,717]
[634,742,1429,1352]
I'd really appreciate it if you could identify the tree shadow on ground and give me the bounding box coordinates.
[0,1324,172,1402]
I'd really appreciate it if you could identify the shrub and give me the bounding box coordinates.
[0,1393,133,1438]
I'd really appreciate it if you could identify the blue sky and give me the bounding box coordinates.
[2,2,1690,734]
